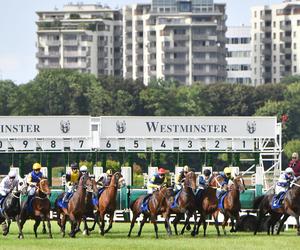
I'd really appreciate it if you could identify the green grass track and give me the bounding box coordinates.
[0,221,299,250]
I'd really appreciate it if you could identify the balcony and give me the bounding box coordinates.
[261,13,272,21]
[280,47,292,54]
[193,69,219,76]
[173,35,189,41]
[99,51,108,57]
[125,49,133,55]
[262,26,272,32]
[163,69,188,76]
[63,62,87,69]
[193,58,219,64]
[136,36,143,43]
[263,49,272,55]
[148,47,156,53]
[192,34,217,40]
[280,36,292,42]
[135,24,143,31]
[46,40,60,46]
[164,46,189,53]
[136,48,143,54]
[262,72,272,78]
[36,63,60,69]
[262,59,272,67]
[192,46,218,53]
[262,37,272,43]
[98,40,108,46]
[280,24,292,31]
[148,36,156,42]
[126,26,132,32]
[36,52,60,58]
[163,58,188,64]
[136,59,143,66]
[280,59,292,65]
[63,40,78,46]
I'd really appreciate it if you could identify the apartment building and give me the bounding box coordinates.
[251,0,300,85]
[123,0,227,85]
[36,3,123,77]
[226,26,252,85]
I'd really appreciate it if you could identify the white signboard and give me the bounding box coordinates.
[206,139,228,150]
[125,139,146,151]
[71,138,91,151]
[100,138,119,151]
[0,116,91,138]
[179,138,201,151]
[152,138,173,151]
[10,139,36,151]
[232,139,254,151]
[42,139,64,150]
[100,116,277,138]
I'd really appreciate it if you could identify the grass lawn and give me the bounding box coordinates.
[0,221,299,250]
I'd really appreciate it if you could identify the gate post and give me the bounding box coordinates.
[46,153,52,186]
[18,154,25,178]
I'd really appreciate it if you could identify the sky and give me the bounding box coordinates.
[0,0,281,84]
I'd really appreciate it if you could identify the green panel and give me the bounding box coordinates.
[240,189,255,209]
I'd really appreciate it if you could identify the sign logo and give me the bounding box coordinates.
[246,121,256,134]
[116,120,126,134]
[60,120,70,134]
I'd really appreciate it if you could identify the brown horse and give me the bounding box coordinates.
[128,185,174,238]
[193,175,220,237]
[254,177,300,235]
[94,172,122,235]
[213,175,245,235]
[164,171,197,236]
[55,174,93,238]
[20,178,52,238]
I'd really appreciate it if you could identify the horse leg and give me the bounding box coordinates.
[16,215,24,239]
[99,213,105,236]
[229,216,236,233]
[137,214,148,237]
[212,212,221,236]
[46,215,53,238]
[68,214,76,238]
[195,215,202,235]
[295,216,300,236]
[33,217,41,238]
[104,212,114,234]
[222,213,229,235]
[83,216,90,236]
[276,214,289,235]
[42,220,47,234]
[180,213,190,235]
[172,214,181,235]
[128,212,139,237]
[254,209,265,235]
[3,219,11,236]
[150,215,159,239]
[163,217,172,236]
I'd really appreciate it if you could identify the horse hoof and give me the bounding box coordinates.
[186,225,191,231]
[42,229,47,234]
[191,231,196,237]
[49,235,53,239]
[83,230,87,236]
[18,235,24,239]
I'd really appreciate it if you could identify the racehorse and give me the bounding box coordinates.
[0,179,27,238]
[55,174,93,238]
[94,172,122,235]
[164,171,197,236]
[128,185,174,238]
[192,174,220,237]
[213,175,245,235]
[254,177,300,235]
[20,178,52,238]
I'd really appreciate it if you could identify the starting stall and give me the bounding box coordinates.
[0,116,281,221]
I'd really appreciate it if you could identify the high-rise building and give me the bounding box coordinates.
[226,26,252,85]
[251,0,300,85]
[123,0,227,85]
[36,3,123,77]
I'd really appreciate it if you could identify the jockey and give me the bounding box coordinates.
[26,162,45,204]
[275,167,296,197]
[147,168,167,194]
[80,165,88,176]
[62,162,80,203]
[216,167,233,199]
[198,169,212,190]
[97,169,113,188]
[0,169,19,205]
[175,165,189,192]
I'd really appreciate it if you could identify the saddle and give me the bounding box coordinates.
[141,194,151,213]
[271,192,286,209]
[217,191,228,211]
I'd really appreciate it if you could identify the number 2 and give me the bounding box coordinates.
[215,140,220,148]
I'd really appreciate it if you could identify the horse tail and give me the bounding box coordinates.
[253,195,265,209]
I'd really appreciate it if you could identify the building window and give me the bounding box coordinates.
[273,33,276,39]
[294,43,297,49]
[294,66,297,73]
[294,54,297,61]
[273,44,276,50]
[273,21,276,28]
[273,55,276,62]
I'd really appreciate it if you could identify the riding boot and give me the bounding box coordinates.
[62,192,71,203]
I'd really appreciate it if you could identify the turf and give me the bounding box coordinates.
[0,221,299,250]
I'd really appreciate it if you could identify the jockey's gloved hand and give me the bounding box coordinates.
[30,183,36,187]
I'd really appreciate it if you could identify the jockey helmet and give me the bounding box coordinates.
[106,169,113,175]
[203,169,211,177]
[292,152,299,159]
[285,167,294,175]
[157,168,166,175]
[70,162,79,170]
[8,169,17,178]
[80,165,88,172]
[183,165,189,172]
[224,167,231,176]
[32,162,42,170]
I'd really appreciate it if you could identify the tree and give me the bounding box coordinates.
[0,80,17,115]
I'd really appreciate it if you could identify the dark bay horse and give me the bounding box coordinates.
[193,175,220,237]
[128,185,174,238]
[254,177,300,235]
[94,172,122,235]
[164,171,197,236]
[213,175,245,235]
[55,174,93,238]
[20,178,52,238]
[0,179,27,238]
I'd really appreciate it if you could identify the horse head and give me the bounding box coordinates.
[38,178,51,195]
[184,171,197,193]
[110,172,122,188]
[232,175,246,193]
[17,178,27,195]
